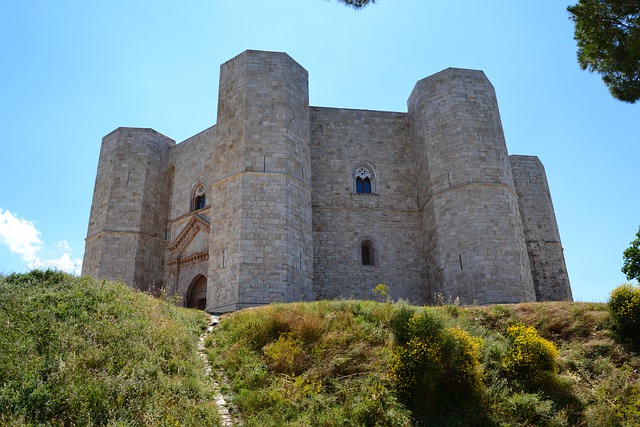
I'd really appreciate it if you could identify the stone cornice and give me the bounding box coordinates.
[166,250,209,272]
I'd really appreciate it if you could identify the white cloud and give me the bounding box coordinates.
[0,208,42,263]
[0,209,82,275]
[55,240,73,252]
[29,252,83,276]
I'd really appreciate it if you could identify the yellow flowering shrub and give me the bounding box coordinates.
[389,312,483,398]
[502,324,558,387]
[390,336,441,394]
[443,327,484,394]
[609,283,640,342]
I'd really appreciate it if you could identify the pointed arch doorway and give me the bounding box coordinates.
[187,275,207,310]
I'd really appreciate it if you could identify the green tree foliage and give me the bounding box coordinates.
[622,226,640,280]
[335,0,377,9]
[568,1,640,103]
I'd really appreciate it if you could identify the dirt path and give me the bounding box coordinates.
[198,315,234,427]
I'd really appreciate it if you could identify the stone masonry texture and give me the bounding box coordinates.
[510,155,572,301]
[82,50,572,312]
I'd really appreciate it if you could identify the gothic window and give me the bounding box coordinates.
[192,185,206,211]
[354,164,374,194]
[361,240,374,266]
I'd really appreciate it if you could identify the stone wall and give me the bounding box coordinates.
[168,125,217,221]
[310,107,426,303]
[82,127,174,291]
[510,155,572,301]
[207,50,313,312]
[408,68,536,304]
[164,125,216,300]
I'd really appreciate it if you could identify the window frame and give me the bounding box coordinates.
[359,239,376,266]
[191,184,207,212]
[352,162,376,195]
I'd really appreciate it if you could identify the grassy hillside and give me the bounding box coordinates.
[206,298,640,427]
[2,271,639,426]
[0,270,221,427]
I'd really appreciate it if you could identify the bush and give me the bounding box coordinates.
[390,335,442,395]
[609,283,640,342]
[443,327,484,394]
[262,332,307,375]
[389,310,485,423]
[505,393,555,425]
[622,227,640,281]
[585,367,640,426]
[3,269,69,287]
[502,323,559,387]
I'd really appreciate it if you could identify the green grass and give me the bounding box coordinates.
[3,270,639,426]
[206,300,413,426]
[206,299,640,427]
[0,270,221,427]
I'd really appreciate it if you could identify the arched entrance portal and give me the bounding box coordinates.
[187,275,207,310]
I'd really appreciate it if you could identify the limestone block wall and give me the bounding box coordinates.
[206,51,255,312]
[310,107,426,303]
[82,127,175,290]
[208,176,242,311]
[83,233,140,286]
[163,126,217,298]
[208,50,313,312]
[237,173,313,306]
[174,261,209,305]
[408,68,536,304]
[168,125,217,220]
[164,210,211,299]
[510,155,572,301]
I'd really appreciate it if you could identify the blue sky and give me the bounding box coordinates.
[0,1,637,302]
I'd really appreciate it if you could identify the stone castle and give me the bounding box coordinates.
[82,50,572,312]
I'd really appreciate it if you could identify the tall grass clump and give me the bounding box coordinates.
[0,270,221,427]
[206,300,413,427]
[608,283,640,343]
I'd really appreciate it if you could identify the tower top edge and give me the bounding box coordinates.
[222,49,307,73]
[103,127,175,144]
[414,67,491,87]
[509,154,545,169]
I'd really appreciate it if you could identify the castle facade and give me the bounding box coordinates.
[82,50,572,312]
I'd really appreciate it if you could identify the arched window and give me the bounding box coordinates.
[361,240,374,266]
[192,185,206,211]
[354,164,374,194]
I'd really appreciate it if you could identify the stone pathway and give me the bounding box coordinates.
[198,315,234,427]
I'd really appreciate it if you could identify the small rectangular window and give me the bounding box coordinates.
[361,242,374,265]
